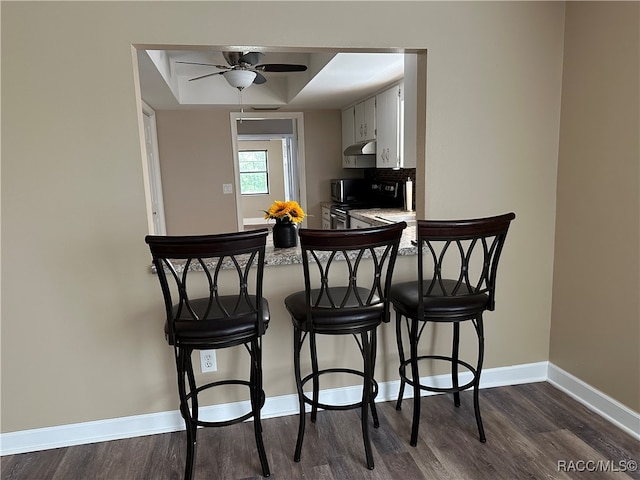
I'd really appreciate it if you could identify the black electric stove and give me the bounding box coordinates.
[329,181,404,229]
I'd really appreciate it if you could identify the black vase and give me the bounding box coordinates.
[272,221,298,248]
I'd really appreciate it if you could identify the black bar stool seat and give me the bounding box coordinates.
[166,297,271,343]
[391,279,489,318]
[285,287,383,331]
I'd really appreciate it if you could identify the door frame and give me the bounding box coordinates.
[141,101,167,235]
[230,112,307,231]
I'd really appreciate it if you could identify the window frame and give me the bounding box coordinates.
[238,149,270,195]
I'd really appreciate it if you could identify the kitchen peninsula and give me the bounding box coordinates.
[149,225,417,274]
[264,224,417,267]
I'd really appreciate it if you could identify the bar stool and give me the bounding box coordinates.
[145,229,271,479]
[284,223,406,470]
[390,213,515,446]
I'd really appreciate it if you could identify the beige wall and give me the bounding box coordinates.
[156,109,343,233]
[550,2,640,411]
[2,1,571,434]
[156,110,238,234]
[297,110,346,229]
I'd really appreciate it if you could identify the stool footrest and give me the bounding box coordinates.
[398,355,478,393]
[184,379,266,428]
[300,367,379,411]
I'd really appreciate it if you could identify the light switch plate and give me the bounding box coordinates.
[223,183,233,194]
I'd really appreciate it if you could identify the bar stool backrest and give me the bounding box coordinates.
[417,213,515,312]
[298,223,406,324]
[145,229,269,346]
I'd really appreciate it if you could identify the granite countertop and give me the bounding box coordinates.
[263,206,417,266]
[349,208,417,227]
[152,222,417,274]
[265,225,417,266]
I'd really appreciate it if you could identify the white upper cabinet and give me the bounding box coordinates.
[342,104,375,168]
[341,107,356,168]
[375,80,416,169]
[341,77,417,170]
[354,96,376,142]
[376,84,401,168]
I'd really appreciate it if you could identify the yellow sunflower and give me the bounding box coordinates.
[285,201,306,224]
[264,200,306,224]
[265,200,290,220]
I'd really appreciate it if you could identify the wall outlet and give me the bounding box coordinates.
[222,183,233,194]
[200,350,217,373]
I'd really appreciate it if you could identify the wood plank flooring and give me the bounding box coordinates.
[2,382,639,479]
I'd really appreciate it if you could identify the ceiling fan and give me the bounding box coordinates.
[176,51,308,91]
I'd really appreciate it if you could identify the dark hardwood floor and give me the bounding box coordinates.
[2,382,639,479]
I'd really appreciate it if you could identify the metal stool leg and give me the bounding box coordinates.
[361,330,375,470]
[452,322,461,408]
[249,338,271,476]
[409,317,421,447]
[177,348,198,480]
[368,328,380,429]
[395,310,407,411]
[310,332,320,423]
[473,316,486,443]
[293,327,306,462]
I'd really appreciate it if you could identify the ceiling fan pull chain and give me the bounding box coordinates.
[238,89,244,122]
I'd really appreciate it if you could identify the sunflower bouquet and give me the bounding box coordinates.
[264,200,306,224]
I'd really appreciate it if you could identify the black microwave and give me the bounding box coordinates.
[330,179,366,203]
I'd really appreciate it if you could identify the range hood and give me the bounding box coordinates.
[343,140,376,156]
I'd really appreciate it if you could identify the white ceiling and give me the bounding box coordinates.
[137,48,405,111]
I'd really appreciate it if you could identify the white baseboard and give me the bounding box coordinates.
[1,361,636,455]
[547,363,640,440]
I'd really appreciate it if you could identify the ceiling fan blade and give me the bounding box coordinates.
[238,52,264,66]
[176,61,229,70]
[255,63,308,73]
[188,71,224,82]
[253,72,267,85]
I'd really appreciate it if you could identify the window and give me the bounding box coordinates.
[238,150,269,194]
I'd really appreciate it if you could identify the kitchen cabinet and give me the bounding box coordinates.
[355,96,376,142]
[376,84,402,168]
[321,205,331,230]
[341,106,375,168]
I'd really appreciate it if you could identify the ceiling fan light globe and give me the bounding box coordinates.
[223,70,257,90]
